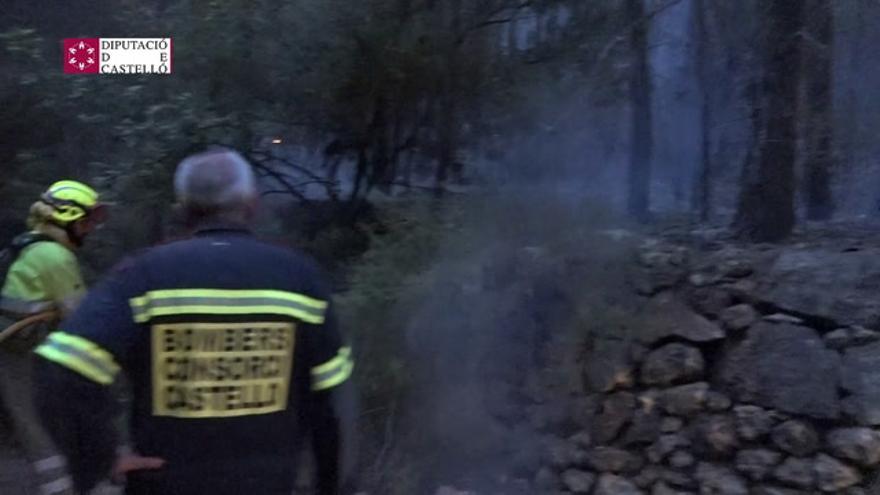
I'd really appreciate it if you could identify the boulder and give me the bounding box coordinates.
[639,294,725,344]
[757,247,880,328]
[668,450,695,469]
[634,242,689,296]
[762,313,804,325]
[568,431,593,450]
[641,344,705,386]
[771,420,820,456]
[686,287,734,319]
[694,462,748,495]
[735,449,782,481]
[691,414,738,459]
[825,328,853,350]
[622,408,664,446]
[814,453,862,492]
[561,469,595,494]
[772,457,814,489]
[750,487,802,495]
[720,304,759,331]
[826,427,880,467]
[584,339,635,393]
[720,322,840,419]
[825,327,880,350]
[733,405,776,441]
[651,481,694,495]
[594,473,644,495]
[586,447,643,474]
[840,342,880,425]
[592,392,636,444]
[661,417,684,433]
[646,433,690,464]
[660,382,709,417]
[706,391,732,412]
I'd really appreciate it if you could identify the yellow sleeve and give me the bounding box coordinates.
[3,242,86,316]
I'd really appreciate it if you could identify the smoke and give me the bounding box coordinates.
[387,191,637,492]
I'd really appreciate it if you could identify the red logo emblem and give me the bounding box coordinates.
[63,38,99,74]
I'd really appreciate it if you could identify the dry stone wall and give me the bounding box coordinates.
[525,240,880,495]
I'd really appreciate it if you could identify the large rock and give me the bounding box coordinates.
[733,405,776,441]
[641,344,705,386]
[660,382,709,417]
[687,286,735,318]
[720,322,840,419]
[622,408,664,446]
[758,247,880,328]
[772,457,814,489]
[668,451,695,469]
[638,294,725,344]
[586,446,643,474]
[634,242,689,296]
[751,487,802,495]
[584,339,636,393]
[694,462,748,495]
[594,473,644,495]
[561,469,596,494]
[720,304,759,331]
[691,414,738,459]
[814,453,862,492]
[826,427,880,467]
[592,392,636,444]
[651,481,694,495]
[840,342,880,425]
[771,420,820,456]
[646,434,690,464]
[735,449,782,482]
[826,326,880,350]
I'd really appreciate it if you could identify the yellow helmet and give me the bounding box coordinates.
[40,180,102,225]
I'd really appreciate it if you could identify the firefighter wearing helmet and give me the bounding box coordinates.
[0,180,107,495]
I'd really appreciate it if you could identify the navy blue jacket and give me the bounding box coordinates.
[34,227,354,494]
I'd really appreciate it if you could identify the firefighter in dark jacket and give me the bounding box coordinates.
[33,149,356,494]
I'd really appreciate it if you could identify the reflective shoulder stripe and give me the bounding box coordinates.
[129,289,328,324]
[311,346,353,391]
[34,332,119,385]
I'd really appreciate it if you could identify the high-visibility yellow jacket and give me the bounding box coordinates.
[0,229,85,318]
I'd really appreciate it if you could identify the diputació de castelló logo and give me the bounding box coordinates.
[63,38,172,75]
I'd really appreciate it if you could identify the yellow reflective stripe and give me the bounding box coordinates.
[134,289,326,309]
[312,347,351,374]
[313,361,353,391]
[129,289,327,324]
[35,345,114,385]
[132,304,324,324]
[311,347,353,391]
[48,332,120,374]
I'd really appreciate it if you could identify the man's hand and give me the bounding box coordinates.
[111,452,166,484]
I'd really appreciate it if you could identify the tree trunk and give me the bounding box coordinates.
[733,0,804,242]
[434,0,462,198]
[692,0,712,222]
[626,0,653,221]
[802,0,834,220]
